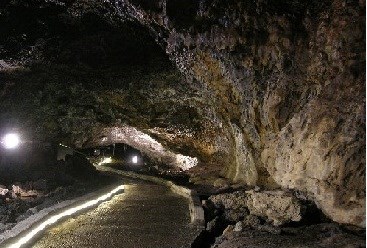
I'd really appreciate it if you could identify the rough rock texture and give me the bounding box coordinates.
[209,191,247,210]
[209,191,248,222]
[98,125,199,170]
[245,190,303,226]
[208,190,303,226]
[0,0,365,226]
[213,223,365,248]
[113,0,366,227]
[0,6,202,170]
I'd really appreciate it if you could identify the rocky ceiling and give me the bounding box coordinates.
[0,0,365,227]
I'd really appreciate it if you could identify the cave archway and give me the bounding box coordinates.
[0,1,201,173]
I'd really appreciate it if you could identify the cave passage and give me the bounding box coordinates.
[30,178,200,248]
[0,0,365,247]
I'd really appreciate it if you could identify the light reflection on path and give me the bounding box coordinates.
[31,180,200,248]
[6,185,125,248]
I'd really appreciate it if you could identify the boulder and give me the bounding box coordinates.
[245,190,303,226]
[209,191,247,210]
[212,223,365,248]
[11,184,40,198]
[209,191,248,222]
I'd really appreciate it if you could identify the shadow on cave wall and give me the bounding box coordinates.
[0,1,196,149]
[0,0,169,67]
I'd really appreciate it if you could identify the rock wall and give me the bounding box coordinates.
[111,0,365,226]
[0,0,364,226]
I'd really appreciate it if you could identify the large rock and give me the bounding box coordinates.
[209,191,247,210]
[245,190,303,226]
[209,191,248,222]
[208,189,304,225]
[212,223,365,248]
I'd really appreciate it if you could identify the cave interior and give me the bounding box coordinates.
[0,0,365,246]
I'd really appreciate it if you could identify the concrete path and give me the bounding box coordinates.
[31,177,200,248]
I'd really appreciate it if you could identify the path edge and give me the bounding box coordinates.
[0,182,124,246]
[96,165,205,228]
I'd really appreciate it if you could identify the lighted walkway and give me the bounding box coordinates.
[31,178,200,248]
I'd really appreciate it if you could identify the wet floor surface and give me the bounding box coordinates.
[31,178,201,248]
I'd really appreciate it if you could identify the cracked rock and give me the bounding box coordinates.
[245,190,303,226]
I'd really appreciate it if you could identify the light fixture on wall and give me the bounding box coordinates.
[2,133,20,149]
[132,155,138,164]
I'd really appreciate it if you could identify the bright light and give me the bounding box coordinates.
[97,157,112,166]
[132,156,138,164]
[103,157,112,163]
[6,185,124,248]
[2,133,20,149]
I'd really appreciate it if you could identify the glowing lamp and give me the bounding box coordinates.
[104,157,112,163]
[132,156,138,164]
[2,133,20,149]
[97,157,112,166]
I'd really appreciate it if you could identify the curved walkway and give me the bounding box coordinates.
[31,177,200,248]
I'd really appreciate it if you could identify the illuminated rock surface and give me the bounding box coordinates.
[0,0,364,229]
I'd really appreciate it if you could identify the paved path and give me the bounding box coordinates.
[31,177,200,248]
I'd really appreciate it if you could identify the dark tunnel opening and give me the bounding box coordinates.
[79,143,145,169]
